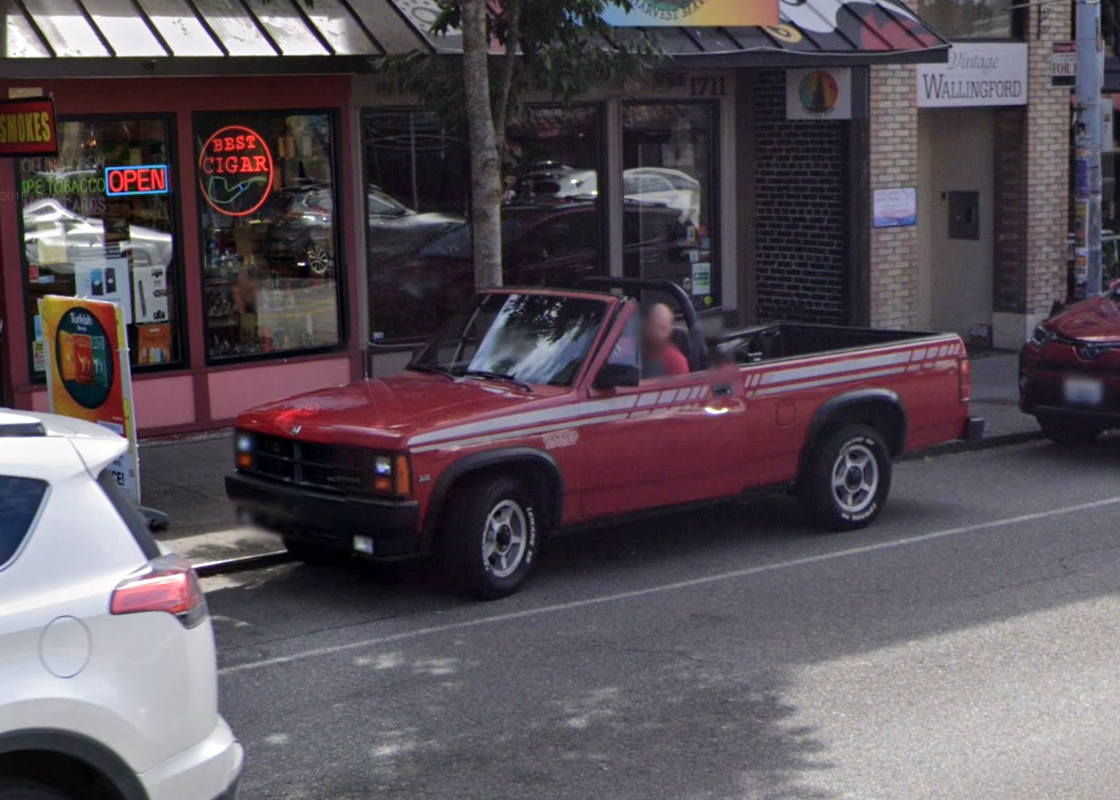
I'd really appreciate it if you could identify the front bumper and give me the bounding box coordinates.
[226,472,421,558]
[139,715,243,800]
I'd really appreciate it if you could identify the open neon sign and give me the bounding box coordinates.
[105,165,170,197]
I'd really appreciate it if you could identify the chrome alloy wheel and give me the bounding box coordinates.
[831,442,879,515]
[481,500,528,578]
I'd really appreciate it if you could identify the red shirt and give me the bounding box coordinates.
[648,343,689,377]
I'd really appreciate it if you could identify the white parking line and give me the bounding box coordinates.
[218,496,1120,677]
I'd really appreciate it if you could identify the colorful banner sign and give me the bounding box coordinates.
[0,96,58,157]
[39,295,140,502]
[603,0,777,27]
[105,164,170,196]
[198,125,274,217]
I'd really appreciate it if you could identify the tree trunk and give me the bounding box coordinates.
[460,0,503,288]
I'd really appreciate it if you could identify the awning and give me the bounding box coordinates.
[0,0,946,78]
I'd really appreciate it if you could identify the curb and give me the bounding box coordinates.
[194,550,290,577]
[901,429,1044,460]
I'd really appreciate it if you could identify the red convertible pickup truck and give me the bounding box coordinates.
[228,278,983,597]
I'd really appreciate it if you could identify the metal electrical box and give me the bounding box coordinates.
[947,191,980,240]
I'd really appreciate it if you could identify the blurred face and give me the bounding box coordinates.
[643,304,674,351]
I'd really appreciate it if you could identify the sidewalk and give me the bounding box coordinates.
[147,350,1040,567]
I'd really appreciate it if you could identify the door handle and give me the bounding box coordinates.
[712,384,733,397]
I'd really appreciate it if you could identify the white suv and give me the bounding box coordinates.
[0,411,242,800]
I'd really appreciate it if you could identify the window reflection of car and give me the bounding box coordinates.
[512,162,599,201]
[266,185,462,277]
[371,201,683,341]
[22,198,173,272]
[623,167,701,227]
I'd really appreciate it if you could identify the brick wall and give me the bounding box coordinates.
[993,108,1028,313]
[753,70,850,324]
[1024,1,1072,314]
[868,64,919,329]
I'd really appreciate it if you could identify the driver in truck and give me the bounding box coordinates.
[641,302,689,378]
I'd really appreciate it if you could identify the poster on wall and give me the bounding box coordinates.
[75,255,132,324]
[873,187,917,228]
[786,68,853,120]
[132,265,170,323]
[39,295,140,502]
[917,43,1028,107]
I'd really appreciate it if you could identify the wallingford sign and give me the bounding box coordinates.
[916,43,1028,108]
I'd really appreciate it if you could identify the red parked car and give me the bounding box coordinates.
[228,279,983,598]
[1019,280,1120,443]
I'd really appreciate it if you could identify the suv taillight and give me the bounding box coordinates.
[111,555,208,629]
[958,356,971,403]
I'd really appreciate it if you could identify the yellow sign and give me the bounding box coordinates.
[603,0,778,27]
[39,295,140,501]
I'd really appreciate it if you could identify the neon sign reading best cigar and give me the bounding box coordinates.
[198,125,274,217]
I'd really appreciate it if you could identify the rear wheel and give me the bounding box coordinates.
[801,424,892,532]
[282,536,350,565]
[1038,415,1103,445]
[0,780,72,800]
[441,475,540,599]
[304,242,333,276]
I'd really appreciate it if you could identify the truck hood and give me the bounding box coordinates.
[1049,295,1120,343]
[235,371,568,448]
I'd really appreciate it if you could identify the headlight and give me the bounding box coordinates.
[234,432,253,469]
[236,432,253,453]
[370,453,411,496]
[1029,324,1055,347]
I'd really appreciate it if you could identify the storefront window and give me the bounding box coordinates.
[18,117,181,374]
[363,105,605,343]
[196,112,342,362]
[623,102,719,311]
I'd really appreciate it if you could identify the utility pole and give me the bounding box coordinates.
[1074,0,1103,298]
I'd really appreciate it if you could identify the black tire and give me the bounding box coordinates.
[801,424,892,532]
[282,536,351,565]
[0,779,72,800]
[440,475,540,599]
[1038,415,1103,445]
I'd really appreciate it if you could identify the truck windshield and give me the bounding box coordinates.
[410,293,608,387]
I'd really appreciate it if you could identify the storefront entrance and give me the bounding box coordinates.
[919,107,996,341]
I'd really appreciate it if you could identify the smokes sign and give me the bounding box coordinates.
[917,43,1028,108]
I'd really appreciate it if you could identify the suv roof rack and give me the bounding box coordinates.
[0,411,46,437]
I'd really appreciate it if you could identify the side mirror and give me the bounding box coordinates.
[594,363,640,390]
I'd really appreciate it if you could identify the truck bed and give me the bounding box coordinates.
[716,322,939,365]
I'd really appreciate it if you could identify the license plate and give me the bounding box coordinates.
[1064,376,1104,406]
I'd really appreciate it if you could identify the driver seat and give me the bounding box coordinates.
[671,326,709,373]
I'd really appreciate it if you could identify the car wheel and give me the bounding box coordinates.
[441,475,540,599]
[801,424,892,532]
[1038,415,1103,445]
[0,779,72,800]
[283,536,351,565]
[304,243,333,277]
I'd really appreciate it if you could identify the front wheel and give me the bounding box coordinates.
[801,424,892,532]
[1038,415,1103,445]
[441,476,540,599]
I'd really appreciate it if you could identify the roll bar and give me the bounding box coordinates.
[578,277,698,331]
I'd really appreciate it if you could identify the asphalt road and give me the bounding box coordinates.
[205,437,1120,800]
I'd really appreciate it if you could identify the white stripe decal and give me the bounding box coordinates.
[752,367,908,397]
[407,394,638,447]
[411,413,632,453]
[658,389,678,404]
[759,351,913,387]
